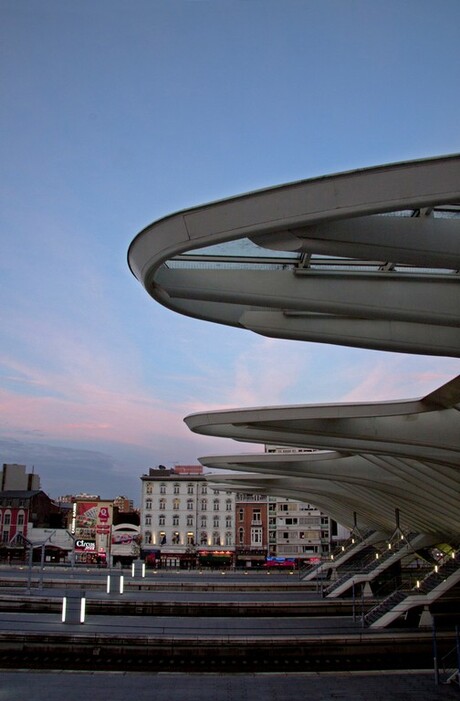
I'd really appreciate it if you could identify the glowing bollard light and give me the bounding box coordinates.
[107,572,124,594]
[62,590,86,624]
[131,559,146,578]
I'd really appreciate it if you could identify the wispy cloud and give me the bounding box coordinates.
[338,356,460,403]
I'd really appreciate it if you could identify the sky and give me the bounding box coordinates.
[1,0,459,505]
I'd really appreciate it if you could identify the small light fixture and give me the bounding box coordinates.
[80,597,86,623]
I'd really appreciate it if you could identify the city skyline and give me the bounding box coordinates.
[1,1,459,502]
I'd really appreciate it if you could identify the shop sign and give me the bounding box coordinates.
[75,539,96,552]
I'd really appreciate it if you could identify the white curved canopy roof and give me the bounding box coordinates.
[129,155,460,539]
[186,376,460,537]
[129,154,460,356]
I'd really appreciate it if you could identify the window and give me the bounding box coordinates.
[225,516,232,528]
[159,515,165,526]
[187,532,194,545]
[200,531,208,545]
[238,508,244,522]
[187,499,194,510]
[238,527,244,545]
[4,513,11,526]
[251,527,262,546]
[145,499,152,510]
[200,516,207,527]
[173,484,180,495]
[213,499,219,511]
[187,515,193,526]
[252,509,261,523]
[226,499,232,511]
[212,531,221,546]
[173,498,180,510]
[201,499,207,511]
[173,515,179,526]
[213,516,220,528]
[144,531,152,544]
[145,514,152,526]
[225,532,232,546]
[2,531,8,543]
[213,489,219,495]
[159,531,166,544]
[160,484,166,494]
[159,499,166,510]
[172,532,180,544]
[146,483,153,494]
[201,485,207,495]
[17,513,24,526]
[187,484,194,495]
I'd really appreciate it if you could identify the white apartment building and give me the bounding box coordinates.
[269,497,331,561]
[140,465,235,567]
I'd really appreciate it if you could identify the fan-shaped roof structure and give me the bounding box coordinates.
[128,154,460,538]
[129,154,460,356]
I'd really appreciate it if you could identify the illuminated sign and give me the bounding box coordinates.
[75,539,96,552]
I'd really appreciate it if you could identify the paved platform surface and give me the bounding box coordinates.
[0,611,362,637]
[0,670,458,700]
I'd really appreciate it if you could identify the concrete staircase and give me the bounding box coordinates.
[365,551,460,628]
[325,533,435,599]
[300,530,377,582]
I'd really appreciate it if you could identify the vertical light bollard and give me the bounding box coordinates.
[62,589,86,624]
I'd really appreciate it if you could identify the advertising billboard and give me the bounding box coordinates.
[74,500,113,563]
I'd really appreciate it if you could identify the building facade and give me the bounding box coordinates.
[0,490,68,562]
[1,464,40,491]
[269,497,329,562]
[140,465,235,567]
[234,492,268,567]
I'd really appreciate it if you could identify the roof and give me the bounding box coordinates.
[129,155,460,540]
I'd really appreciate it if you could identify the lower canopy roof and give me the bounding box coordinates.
[186,375,460,467]
[191,375,460,538]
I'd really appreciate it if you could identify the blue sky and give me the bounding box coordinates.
[1,0,459,504]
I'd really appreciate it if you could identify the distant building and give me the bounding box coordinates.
[234,492,268,568]
[1,464,40,491]
[113,495,134,513]
[268,497,330,562]
[264,446,349,563]
[140,465,235,568]
[0,490,69,562]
